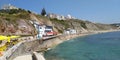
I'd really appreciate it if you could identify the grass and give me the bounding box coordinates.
[0,9,31,29]
[50,18,70,29]
[74,20,87,29]
[80,21,87,29]
[0,9,31,20]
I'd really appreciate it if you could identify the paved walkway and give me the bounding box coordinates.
[13,55,32,60]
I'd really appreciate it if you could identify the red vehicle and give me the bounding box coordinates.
[46,31,57,36]
[46,32,54,36]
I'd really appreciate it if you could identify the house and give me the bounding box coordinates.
[44,26,54,36]
[47,13,66,20]
[32,20,45,39]
[64,30,70,34]
[1,4,19,10]
[64,28,77,34]
[47,13,57,19]
[37,25,46,39]
[117,26,120,29]
[70,29,77,34]
[32,20,57,39]
[66,14,76,20]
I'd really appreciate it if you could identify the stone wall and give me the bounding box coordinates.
[8,40,40,60]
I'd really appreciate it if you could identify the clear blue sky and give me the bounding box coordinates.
[0,0,120,24]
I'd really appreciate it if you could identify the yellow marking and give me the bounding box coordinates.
[0,45,7,51]
[0,35,20,51]
[0,35,20,42]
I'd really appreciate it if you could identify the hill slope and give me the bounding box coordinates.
[0,9,117,35]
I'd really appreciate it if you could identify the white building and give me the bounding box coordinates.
[47,13,57,19]
[47,13,66,20]
[70,29,77,34]
[67,14,72,19]
[47,13,76,20]
[66,14,76,19]
[1,4,19,10]
[117,26,120,29]
[37,25,46,39]
[31,20,45,39]
[32,20,54,39]
[61,16,66,20]
[64,28,77,34]
[44,26,54,36]
[64,30,70,34]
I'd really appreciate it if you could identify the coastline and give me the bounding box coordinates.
[1,29,119,60]
[41,30,120,59]
[42,30,120,50]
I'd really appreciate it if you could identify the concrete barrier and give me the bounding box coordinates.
[13,55,32,60]
[0,36,36,60]
[13,52,45,60]
[0,42,22,60]
[32,52,45,60]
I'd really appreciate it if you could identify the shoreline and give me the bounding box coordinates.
[42,30,120,50]
[1,30,119,60]
[41,30,120,59]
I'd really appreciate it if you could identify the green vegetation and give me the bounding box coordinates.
[41,8,46,16]
[35,14,47,19]
[57,29,63,33]
[74,20,87,29]
[0,9,31,20]
[50,18,70,29]
[0,8,116,35]
[0,9,22,14]
[0,9,32,35]
[80,21,87,29]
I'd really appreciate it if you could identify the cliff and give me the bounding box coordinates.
[0,9,117,35]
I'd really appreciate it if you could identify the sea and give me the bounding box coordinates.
[44,31,120,60]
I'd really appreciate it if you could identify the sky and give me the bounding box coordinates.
[0,0,120,24]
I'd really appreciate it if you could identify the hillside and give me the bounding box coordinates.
[111,23,120,26]
[50,18,117,33]
[0,9,118,35]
